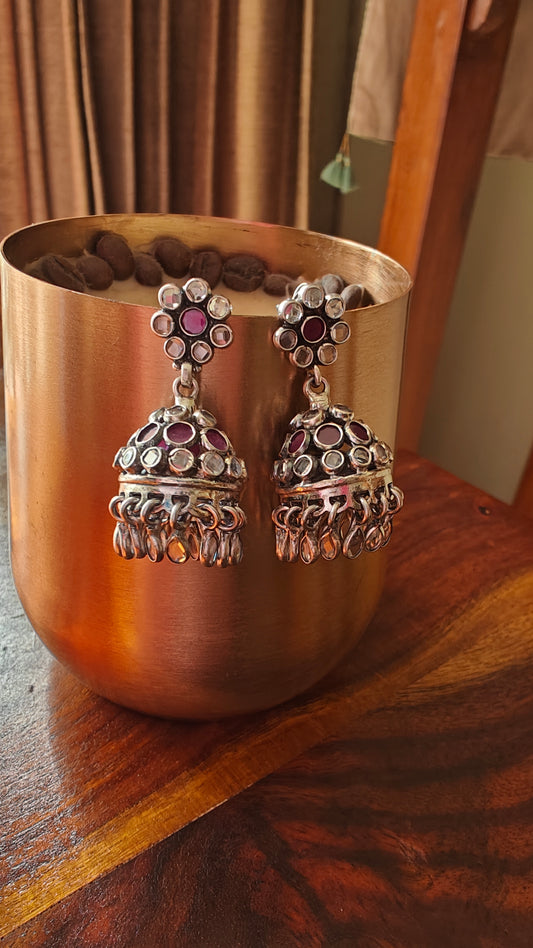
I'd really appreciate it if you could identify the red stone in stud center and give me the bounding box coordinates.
[180,308,207,336]
[301,316,326,344]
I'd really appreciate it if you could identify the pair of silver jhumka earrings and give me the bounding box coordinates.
[110,277,403,566]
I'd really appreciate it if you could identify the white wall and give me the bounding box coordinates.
[420,156,533,503]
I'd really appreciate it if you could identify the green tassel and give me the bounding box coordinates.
[320,153,344,190]
[340,156,357,195]
[320,132,358,194]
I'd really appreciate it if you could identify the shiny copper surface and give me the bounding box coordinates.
[0,215,411,718]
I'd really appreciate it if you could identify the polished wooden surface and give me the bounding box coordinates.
[2,436,533,943]
[379,0,520,450]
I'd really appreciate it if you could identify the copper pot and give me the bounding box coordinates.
[1,215,411,718]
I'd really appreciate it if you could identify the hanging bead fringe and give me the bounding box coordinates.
[110,493,245,567]
[272,482,403,564]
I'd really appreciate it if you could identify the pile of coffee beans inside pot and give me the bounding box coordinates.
[26,231,375,308]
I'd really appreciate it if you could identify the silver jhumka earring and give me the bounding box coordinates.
[271,282,403,564]
[110,280,247,566]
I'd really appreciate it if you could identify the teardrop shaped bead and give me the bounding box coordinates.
[146,531,164,562]
[381,518,393,546]
[229,532,244,565]
[320,526,341,561]
[216,531,232,568]
[342,518,364,559]
[166,533,189,564]
[364,524,382,552]
[129,522,147,558]
[288,529,301,563]
[275,526,291,562]
[119,522,135,559]
[300,531,320,564]
[186,523,201,560]
[113,523,123,557]
[200,530,218,567]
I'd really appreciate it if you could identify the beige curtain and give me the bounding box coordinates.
[348,0,533,160]
[0,0,323,239]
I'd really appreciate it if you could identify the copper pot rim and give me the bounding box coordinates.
[0,213,413,318]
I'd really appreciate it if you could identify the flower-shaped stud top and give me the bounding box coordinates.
[273,281,351,369]
[151,279,233,368]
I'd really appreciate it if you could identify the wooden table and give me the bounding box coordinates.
[2,443,533,946]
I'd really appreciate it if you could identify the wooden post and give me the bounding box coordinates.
[379,0,520,451]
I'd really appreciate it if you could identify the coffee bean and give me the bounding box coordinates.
[190,250,223,289]
[341,283,374,309]
[134,253,163,286]
[76,254,114,290]
[41,254,86,292]
[26,260,47,282]
[96,233,135,280]
[223,254,266,292]
[285,279,300,297]
[264,273,293,296]
[153,237,192,277]
[320,273,345,295]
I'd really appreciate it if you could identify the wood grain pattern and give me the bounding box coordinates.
[6,578,533,946]
[3,448,533,939]
[379,0,520,450]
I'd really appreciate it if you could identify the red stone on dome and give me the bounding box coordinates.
[349,421,369,442]
[166,422,195,445]
[137,423,159,443]
[288,430,306,454]
[205,428,228,451]
[315,424,342,447]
